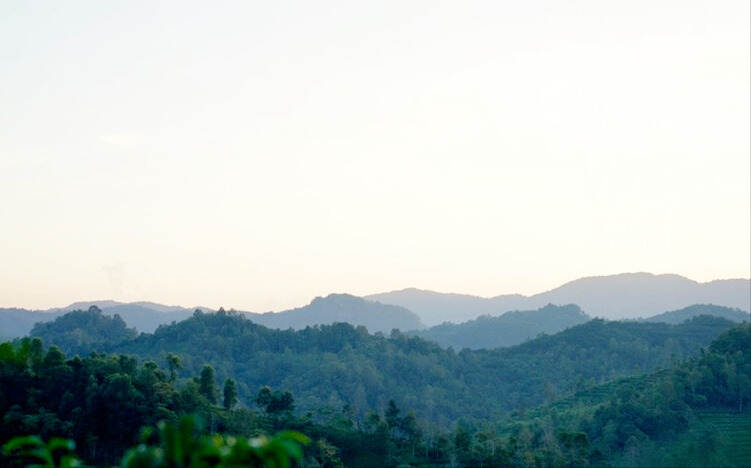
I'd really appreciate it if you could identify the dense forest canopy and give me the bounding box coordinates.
[409,303,590,349]
[28,307,738,427]
[2,322,749,467]
[643,304,750,325]
[245,293,425,333]
[30,307,137,355]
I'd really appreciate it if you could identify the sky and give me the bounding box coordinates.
[1,1,749,312]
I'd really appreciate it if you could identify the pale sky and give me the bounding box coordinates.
[1,1,749,312]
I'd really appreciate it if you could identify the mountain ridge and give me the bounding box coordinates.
[367,273,750,325]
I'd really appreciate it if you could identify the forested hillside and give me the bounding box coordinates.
[30,307,138,355]
[368,274,751,323]
[244,293,425,333]
[3,322,749,468]
[0,302,197,337]
[644,303,750,324]
[410,304,589,349]
[500,322,751,467]
[31,308,737,427]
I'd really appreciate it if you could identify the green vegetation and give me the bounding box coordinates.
[3,416,308,468]
[30,308,736,427]
[4,308,749,467]
[30,306,137,355]
[409,304,590,349]
[644,303,750,324]
[246,294,425,334]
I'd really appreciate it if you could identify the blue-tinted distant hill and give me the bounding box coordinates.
[0,301,202,336]
[409,304,589,349]
[0,308,64,339]
[2,294,423,338]
[367,273,750,324]
[30,306,137,355]
[243,293,425,333]
[644,304,750,324]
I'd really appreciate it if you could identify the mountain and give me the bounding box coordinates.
[526,273,750,320]
[30,306,137,355]
[512,322,751,468]
[0,308,64,339]
[243,293,425,333]
[52,300,125,312]
[0,301,203,336]
[643,303,750,324]
[410,304,590,349]
[0,295,422,337]
[87,311,734,426]
[365,288,529,326]
[367,273,751,324]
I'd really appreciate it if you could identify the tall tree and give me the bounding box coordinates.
[166,353,182,382]
[223,378,238,410]
[198,365,217,404]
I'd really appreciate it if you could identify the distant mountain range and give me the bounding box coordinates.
[0,302,202,338]
[367,273,750,325]
[243,294,424,333]
[0,294,423,337]
[1,273,748,338]
[409,304,590,349]
[642,304,750,325]
[408,303,749,350]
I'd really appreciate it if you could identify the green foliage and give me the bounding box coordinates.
[645,304,750,325]
[411,303,590,349]
[503,322,751,467]
[119,416,309,468]
[110,310,735,426]
[167,353,182,382]
[2,435,80,468]
[223,379,238,410]
[255,387,294,414]
[198,366,218,405]
[30,306,137,355]
[3,315,747,467]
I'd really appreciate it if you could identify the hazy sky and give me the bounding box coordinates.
[1,1,749,311]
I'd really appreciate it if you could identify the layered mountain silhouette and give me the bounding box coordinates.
[643,304,750,324]
[367,273,750,325]
[409,304,590,349]
[0,301,201,337]
[243,293,424,333]
[1,294,424,337]
[2,273,748,338]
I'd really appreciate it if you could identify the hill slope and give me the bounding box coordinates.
[502,322,751,468]
[410,303,589,349]
[244,293,425,333]
[49,311,732,426]
[30,306,137,354]
[367,273,750,324]
[0,302,202,336]
[365,289,529,326]
[644,303,750,324]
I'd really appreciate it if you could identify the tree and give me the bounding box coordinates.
[166,353,182,382]
[255,386,294,414]
[223,378,238,410]
[198,365,217,404]
[385,400,401,429]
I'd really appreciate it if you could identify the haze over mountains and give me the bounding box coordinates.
[1,273,748,339]
[409,304,590,350]
[642,304,750,325]
[0,294,423,338]
[243,294,424,333]
[368,273,751,325]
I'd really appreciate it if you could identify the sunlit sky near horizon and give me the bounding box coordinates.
[1,1,749,312]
